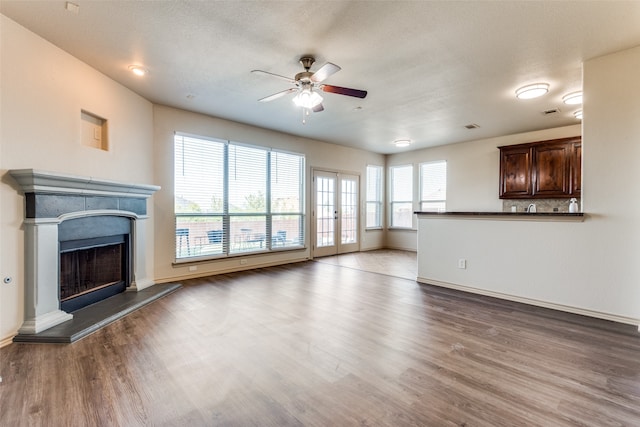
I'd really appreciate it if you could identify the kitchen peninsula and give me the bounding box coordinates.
[411,210,631,324]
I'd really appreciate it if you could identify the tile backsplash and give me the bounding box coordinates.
[503,198,580,213]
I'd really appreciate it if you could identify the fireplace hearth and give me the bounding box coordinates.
[9,169,160,335]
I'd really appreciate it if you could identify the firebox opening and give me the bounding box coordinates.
[60,234,130,312]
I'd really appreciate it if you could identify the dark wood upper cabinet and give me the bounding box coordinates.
[499,145,532,198]
[570,141,582,195]
[499,136,581,199]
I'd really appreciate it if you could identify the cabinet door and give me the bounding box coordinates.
[570,142,581,196]
[533,142,570,197]
[499,146,532,198]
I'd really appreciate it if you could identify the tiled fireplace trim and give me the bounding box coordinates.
[9,169,160,334]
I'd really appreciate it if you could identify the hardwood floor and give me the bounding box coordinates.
[1,255,639,426]
[315,249,417,280]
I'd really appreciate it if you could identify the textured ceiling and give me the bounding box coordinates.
[2,1,640,154]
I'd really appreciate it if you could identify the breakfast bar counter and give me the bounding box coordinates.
[414,209,596,321]
[415,211,585,221]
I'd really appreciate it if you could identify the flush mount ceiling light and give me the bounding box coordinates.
[573,110,583,120]
[515,83,550,99]
[128,65,148,77]
[563,91,583,105]
[393,139,412,148]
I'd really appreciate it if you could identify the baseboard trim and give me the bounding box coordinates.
[156,257,310,283]
[417,277,640,328]
[0,335,15,348]
[383,245,417,252]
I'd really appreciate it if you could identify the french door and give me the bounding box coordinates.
[313,170,359,257]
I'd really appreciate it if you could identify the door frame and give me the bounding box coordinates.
[311,168,361,258]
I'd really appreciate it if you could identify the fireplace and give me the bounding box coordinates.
[59,216,132,312]
[9,169,160,334]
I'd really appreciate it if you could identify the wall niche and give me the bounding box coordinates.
[81,110,108,151]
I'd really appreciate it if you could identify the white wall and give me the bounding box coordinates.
[415,45,640,324]
[152,105,385,283]
[386,124,582,251]
[0,16,156,343]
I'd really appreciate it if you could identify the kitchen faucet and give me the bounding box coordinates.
[527,203,536,213]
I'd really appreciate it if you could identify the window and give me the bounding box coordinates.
[420,161,447,212]
[390,165,413,228]
[174,134,305,260]
[365,165,383,228]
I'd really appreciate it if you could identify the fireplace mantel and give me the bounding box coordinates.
[10,168,159,198]
[9,169,160,335]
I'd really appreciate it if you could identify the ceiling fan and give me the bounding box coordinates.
[252,56,367,116]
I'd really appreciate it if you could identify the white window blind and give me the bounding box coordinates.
[365,165,383,228]
[270,151,305,248]
[174,134,304,260]
[420,161,447,212]
[390,165,413,228]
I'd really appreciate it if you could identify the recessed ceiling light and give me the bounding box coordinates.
[393,139,412,148]
[128,65,148,77]
[515,83,549,99]
[573,110,583,120]
[563,91,583,105]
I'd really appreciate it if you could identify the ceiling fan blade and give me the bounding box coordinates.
[312,103,324,113]
[251,69,296,84]
[321,85,368,98]
[310,62,341,83]
[258,88,297,102]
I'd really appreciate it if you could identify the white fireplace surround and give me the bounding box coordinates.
[9,169,160,334]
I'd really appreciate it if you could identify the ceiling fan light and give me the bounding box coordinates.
[563,91,583,105]
[515,83,549,99]
[293,89,323,109]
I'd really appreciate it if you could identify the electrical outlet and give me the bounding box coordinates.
[458,259,467,269]
[240,259,248,265]
[188,266,197,272]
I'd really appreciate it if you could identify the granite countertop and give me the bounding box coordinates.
[414,211,584,216]
[414,211,585,221]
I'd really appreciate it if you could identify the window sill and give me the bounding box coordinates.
[388,227,417,232]
[172,245,307,266]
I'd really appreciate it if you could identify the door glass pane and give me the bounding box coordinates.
[316,176,335,247]
[341,178,358,244]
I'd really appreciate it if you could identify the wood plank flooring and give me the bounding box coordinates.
[1,255,639,426]
[315,249,417,280]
